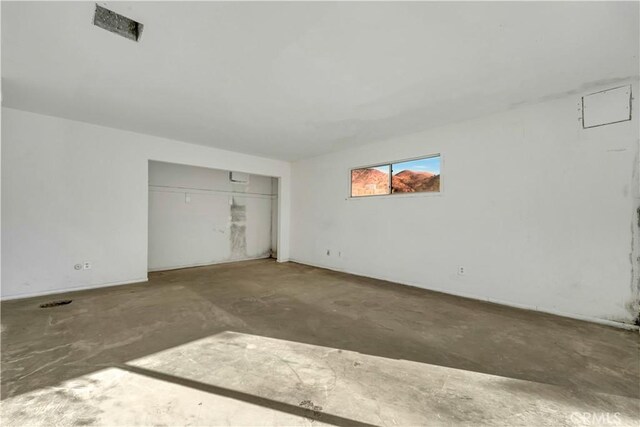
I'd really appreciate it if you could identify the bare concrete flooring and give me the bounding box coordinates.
[1,259,639,426]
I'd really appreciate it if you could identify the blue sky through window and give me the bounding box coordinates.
[392,156,440,174]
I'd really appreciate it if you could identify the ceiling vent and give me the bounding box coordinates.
[93,4,143,42]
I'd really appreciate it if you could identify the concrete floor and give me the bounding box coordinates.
[1,259,638,426]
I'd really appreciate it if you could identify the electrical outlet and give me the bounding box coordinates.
[83,262,92,270]
[458,266,465,276]
[74,264,82,271]
[326,249,331,256]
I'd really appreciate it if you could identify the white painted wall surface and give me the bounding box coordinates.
[1,107,291,299]
[271,179,279,255]
[290,81,640,326]
[148,162,277,271]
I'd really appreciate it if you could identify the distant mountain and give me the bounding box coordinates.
[351,168,389,196]
[392,170,440,193]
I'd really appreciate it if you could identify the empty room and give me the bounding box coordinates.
[1,1,639,426]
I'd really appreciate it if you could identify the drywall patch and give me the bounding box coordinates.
[230,197,247,259]
[582,85,632,128]
[231,202,247,223]
[230,224,247,259]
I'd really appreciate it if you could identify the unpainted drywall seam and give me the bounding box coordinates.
[229,197,248,260]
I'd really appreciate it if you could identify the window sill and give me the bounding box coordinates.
[347,191,443,201]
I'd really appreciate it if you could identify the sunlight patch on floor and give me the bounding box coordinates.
[2,331,638,426]
[0,365,329,426]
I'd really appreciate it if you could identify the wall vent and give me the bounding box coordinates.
[230,172,250,184]
[40,300,72,308]
[93,4,143,42]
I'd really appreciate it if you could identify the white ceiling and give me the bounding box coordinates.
[2,1,638,160]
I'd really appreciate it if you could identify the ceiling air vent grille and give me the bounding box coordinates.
[93,4,143,42]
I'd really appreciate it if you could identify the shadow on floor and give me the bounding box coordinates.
[119,363,376,427]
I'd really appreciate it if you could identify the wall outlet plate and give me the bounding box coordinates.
[83,262,92,270]
[458,266,465,276]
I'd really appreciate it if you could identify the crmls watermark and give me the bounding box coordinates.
[569,412,622,425]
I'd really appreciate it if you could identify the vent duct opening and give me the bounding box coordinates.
[93,4,143,42]
[39,300,73,308]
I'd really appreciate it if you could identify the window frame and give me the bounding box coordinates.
[348,153,443,200]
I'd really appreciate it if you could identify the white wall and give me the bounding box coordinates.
[1,107,291,299]
[290,81,640,326]
[271,178,279,256]
[148,161,277,271]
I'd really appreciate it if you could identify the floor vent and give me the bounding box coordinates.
[39,300,72,308]
[93,4,143,42]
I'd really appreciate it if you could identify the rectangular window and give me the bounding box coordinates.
[350,154,440,198]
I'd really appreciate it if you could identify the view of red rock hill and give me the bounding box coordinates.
[392,170,440,193]
[351,168,440,196]
[351,168,389,196]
